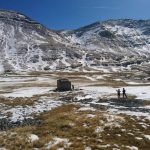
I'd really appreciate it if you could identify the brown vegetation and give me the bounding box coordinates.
[0,104,149,150]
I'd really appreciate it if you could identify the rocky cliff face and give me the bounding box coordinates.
[0,10,150,73]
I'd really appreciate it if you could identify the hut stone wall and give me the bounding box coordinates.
[57,79,71,91]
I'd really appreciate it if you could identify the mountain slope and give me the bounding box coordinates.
[0,10,78,72]
[62,20,150,72]
[0,10,150,73]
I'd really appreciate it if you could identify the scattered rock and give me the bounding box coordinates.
[0,118,42,131]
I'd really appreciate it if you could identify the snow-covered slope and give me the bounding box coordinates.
[62,20,150,67]
[0,10,76,72]
[0,10,150,73]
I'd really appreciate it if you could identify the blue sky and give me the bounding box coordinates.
[0,0,150,30]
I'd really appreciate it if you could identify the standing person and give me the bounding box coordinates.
[72,85,74,91]
[116,89,121,99]
[122,88,127,99]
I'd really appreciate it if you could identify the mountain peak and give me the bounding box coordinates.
[0,9,35,23]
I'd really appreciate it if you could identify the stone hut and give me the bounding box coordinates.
[57,78,72,91]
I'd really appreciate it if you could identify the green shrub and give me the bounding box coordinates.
[99,30,115,38]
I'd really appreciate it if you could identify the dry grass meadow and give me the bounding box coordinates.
[0,104,150,150]
[0,71,150,149]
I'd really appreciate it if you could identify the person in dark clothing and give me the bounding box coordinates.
[72,85,74,90]
[122,88,127,99]
[116,89,121,99]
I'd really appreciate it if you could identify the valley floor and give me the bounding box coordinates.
[0,70,150,150]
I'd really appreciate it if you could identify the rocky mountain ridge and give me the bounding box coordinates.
[0,10,150,73]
